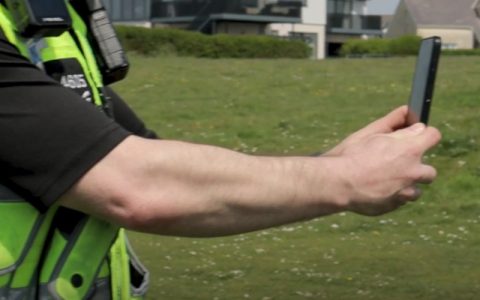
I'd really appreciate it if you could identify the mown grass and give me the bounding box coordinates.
[112,54,480,299]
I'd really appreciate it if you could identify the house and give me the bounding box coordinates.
[104,0,327,59]
[103,0,390,58]
[326,0,384,55]
[386,0,480,49]
[102,1,310,36]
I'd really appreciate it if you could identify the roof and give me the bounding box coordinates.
[404,0,480,40]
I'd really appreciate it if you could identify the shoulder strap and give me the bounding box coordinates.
[0,27,6,41]
[0,3,29,57]
[0,2,6,40]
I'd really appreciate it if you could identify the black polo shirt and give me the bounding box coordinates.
[0,32,156,212]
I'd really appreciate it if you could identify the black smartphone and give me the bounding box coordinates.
[407,36,442,125]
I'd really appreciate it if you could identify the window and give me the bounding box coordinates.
[327,0,353,15]
[442,43,457,50]
[123,0,134,20]
[133,0,147,20]
[327,0,355,29]
[112,0,122,20]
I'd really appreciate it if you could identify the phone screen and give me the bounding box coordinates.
[407,37,441,125]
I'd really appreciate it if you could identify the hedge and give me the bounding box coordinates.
[340,35,423,57]
[442,49,480,56]
[115,26,311,59]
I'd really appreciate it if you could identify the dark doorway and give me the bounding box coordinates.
[328,42,343,57]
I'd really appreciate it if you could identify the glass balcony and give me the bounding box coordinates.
[104,0,151,21]
[328,14,382,31]
[151,0,305,19]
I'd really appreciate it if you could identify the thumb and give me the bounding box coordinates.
[390,123,426,139]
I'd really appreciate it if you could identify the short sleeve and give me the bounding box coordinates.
[105,86,158,139]
[0,34,131,212]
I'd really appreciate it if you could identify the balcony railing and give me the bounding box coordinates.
[151,0,305,19]
[328,14,382,31]
[104,0,151,21]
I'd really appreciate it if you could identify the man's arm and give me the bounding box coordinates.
[59,106,441,237]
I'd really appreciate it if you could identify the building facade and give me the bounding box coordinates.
[104,0,327,59]
[103,0,387,58]
[326,0,383,55]
[104,0,306,33]
[268,1,327,59]
[386,0,480,49]
[103,0,152,27]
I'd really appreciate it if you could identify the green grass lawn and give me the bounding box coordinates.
[113,54,480,299]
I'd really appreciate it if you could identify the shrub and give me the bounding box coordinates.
[339,38,389,57]
[388,35,422,55]
[115,26,311,59]
[442,49,480,56]
[340,35,422,57]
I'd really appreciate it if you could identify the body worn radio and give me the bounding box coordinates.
[5,0,129,84]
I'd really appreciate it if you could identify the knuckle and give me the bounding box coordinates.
[428,127,442,143]
[430,167,438,179]
[406,169,423,183]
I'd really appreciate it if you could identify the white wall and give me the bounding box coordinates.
[267,0,326,59]
[302,0,326,25]
[268,23,326,59]
[418,27,474,49]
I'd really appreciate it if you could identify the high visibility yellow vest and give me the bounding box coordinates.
[0,3,148,299]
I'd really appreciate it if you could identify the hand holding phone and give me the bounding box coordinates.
[407,36,442,125]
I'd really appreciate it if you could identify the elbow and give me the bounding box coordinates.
[107,186,181,234]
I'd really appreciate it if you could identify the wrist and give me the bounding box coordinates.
[303,156,352,215]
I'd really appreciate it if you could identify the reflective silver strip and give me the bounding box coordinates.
[126,237,150,297]
[88,278,111,300]
[0,185,22,202]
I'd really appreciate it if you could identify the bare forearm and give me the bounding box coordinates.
[138,140,346,236]
[62,137,347,237]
